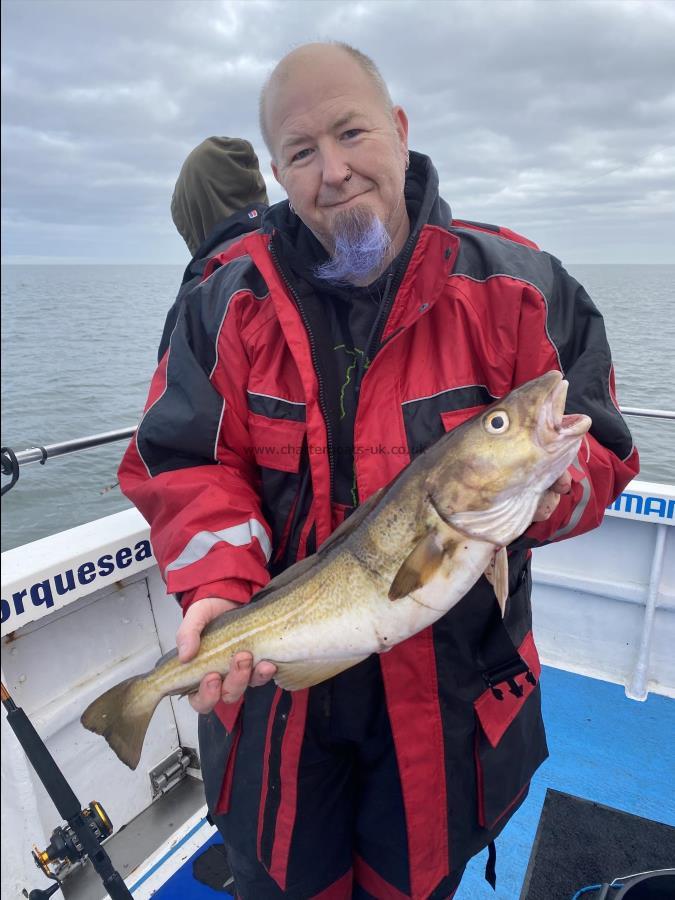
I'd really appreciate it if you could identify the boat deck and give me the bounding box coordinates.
[458,665,674,899]
[135,665,674,900]
[3,483,672,897]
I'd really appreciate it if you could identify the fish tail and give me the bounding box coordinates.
[81,674,161,770]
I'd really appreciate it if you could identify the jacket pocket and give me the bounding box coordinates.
[440,403,489,434]
[473,632,548,830]
[248,411,309,566]
[401,385,492,458]
[248,411,306,474]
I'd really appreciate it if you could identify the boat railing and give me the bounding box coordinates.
[1,405,672,495]
[621,407,675,420]
[2,406,673,473]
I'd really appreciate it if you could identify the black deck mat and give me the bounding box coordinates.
[192,842,233,893]
[520,789,675,900]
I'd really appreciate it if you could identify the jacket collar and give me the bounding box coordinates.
[253,152,458,342]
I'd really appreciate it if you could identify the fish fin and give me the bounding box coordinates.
[81,675,161,770]
[484,547,509,617]
[448,492,538,546]
[177,687,199,699]
[155,647,179,668]
[272,656,368,691]
[388,530,446,601]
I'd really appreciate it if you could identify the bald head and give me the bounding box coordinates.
[259,42,393,159]
[258,41,410,279]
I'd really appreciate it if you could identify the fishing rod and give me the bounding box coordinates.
[1,427,136,496]
[1,682,133,899]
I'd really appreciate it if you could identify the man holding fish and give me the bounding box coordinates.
[113,42,638,900]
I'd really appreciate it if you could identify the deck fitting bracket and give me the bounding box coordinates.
[149,747,198,799]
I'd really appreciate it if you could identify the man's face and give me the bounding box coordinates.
[268,49,409,253]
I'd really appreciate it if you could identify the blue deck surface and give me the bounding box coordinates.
[455,665,675,900]
[153,665,675,899]
[151,831,232,899]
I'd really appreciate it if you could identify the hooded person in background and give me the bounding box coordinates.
[171,136,269,256]
[158,136,269,360]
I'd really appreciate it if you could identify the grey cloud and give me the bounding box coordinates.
[2,0,674,264]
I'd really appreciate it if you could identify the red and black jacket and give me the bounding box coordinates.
[119,152,638,898]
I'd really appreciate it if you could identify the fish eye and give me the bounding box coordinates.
[484,410,510,434]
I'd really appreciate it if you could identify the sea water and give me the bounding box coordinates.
[1,263,674,551]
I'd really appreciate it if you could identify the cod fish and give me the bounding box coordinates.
[82,371,591,769]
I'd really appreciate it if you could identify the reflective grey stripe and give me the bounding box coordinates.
[551,460,591,541]
[165,518,272,573]
[247,391,307,422]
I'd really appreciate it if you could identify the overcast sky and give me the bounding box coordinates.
[2,0,674,265]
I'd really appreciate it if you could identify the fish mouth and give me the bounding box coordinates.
[536,376,592,450]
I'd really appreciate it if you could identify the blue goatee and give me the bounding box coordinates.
[314,205,392,285]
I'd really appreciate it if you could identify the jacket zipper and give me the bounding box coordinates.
[268,235,337,499]
[354,228,419,399]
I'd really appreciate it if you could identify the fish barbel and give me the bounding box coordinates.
[82,371,591,769]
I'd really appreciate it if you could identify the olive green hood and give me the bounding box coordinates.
[171,136,268,255]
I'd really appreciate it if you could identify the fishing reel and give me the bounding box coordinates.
[32,801,113,881]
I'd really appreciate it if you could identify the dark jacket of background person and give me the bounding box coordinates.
[159,136,269,361]
[159,203,268,362]
[118,151,638,899]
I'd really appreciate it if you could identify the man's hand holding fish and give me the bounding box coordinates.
[177,597,278,711]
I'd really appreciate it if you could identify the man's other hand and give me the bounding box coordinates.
[532,470,573,522]
[176,596,277,713]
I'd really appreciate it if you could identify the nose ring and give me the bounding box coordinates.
[344,168,352,182]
